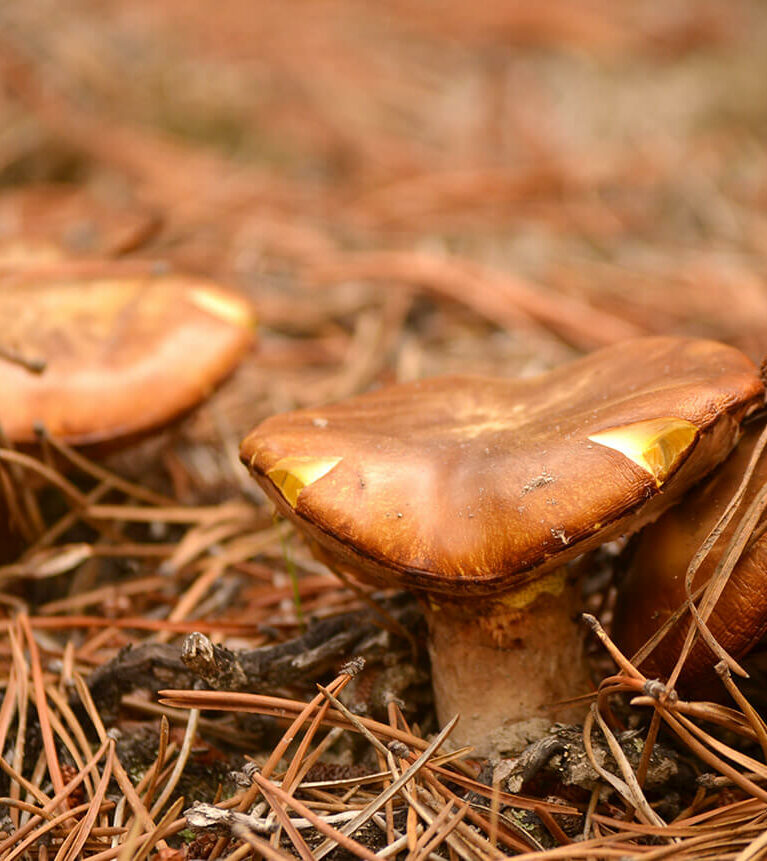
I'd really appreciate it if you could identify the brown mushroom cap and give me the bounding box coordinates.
[1,274,255,446]
[241,337,763,599]
[613,421,767,691]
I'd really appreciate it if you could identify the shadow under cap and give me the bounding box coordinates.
[241,336,764,598]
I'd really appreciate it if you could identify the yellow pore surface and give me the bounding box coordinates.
[588,416,698,486]
[267,456,342,507]
[189,285,256,329]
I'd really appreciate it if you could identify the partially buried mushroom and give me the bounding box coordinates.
[613,421,767,694]
[240,337,763,754]
[0,271,255,446]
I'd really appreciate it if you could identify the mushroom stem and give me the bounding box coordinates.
[423,571,590,756]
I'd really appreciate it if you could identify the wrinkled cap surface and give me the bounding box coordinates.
[2,274,255,445]
[241,337,764,596]
[613,422,767,690]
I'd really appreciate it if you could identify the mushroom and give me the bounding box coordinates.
[0,271,255,560]
[0,272,255,446]
[240,336,763,754]
[612,421,767,694]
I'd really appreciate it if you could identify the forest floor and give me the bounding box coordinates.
[2,1,767,857]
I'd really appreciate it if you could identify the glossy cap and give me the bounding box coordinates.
[613,422,767,690]
[241,337,763,598]
[1,273,255,446]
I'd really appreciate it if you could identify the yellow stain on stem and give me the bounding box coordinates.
[426,568,567,615]
[589,416,698,486]
[501,568,567,610]
[268,456,342,507]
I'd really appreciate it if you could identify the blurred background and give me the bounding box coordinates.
[4,0,767,437]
